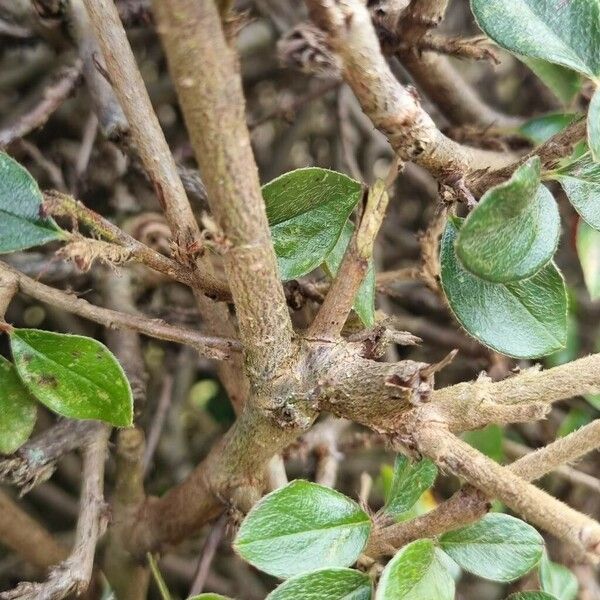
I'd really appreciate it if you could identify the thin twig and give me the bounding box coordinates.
[0,261,240,360]
[189,516,227,596]
[0,420,102,493]
[43,191,231,300]
[369,417,600,557]
[504,439,600,494]
[0,491,67,571]
[1,426,110,600]
[415,424,600,555]
[308,180,389,338]
[306,0,512,183]
[0,61,82,148]
[143,375,173,475]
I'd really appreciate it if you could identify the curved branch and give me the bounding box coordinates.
[0,262,240,360]
[306,0,513,183]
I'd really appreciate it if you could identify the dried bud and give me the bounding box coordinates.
[277,23,342,79]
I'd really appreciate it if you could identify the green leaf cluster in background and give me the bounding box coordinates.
[0,328,133,452]
[471,0,600,158]
[0,152,64,254]
[263,168,376,325]
[234,479,548,598]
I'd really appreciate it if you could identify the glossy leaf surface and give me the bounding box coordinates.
[0,356,37,454]
[439,513,544,582]
[263,168,362,280]
[10,329,133,426]
[0,152,63,254]
[375,539,454,600]
[456,158,560,283]
[441,219,568,358]
[234,480,371,579]
[266,568,372,600]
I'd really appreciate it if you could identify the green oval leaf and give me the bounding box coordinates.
[10,329,133,427]
[441,218,567,358]
[0,356,37,454]
[519,113,579,146]
[471,0,600,77]
[384,455,437,520]
[521,58,582,105]
[188,595,233,600]
[506,594,559,600]
[234,480,371,579]
[375,539,454,600]
[324,221,375,326]
[263,168,363,280]
[588,87,600,162]
[576,219,600,300]
[456,158,560,283]
[539,552,578,600]
[439,513,544,582]
[0,152,64,254]
[266,568,372,600]
[552,152,600,230]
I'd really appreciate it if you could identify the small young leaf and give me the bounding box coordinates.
[456,157,560,283]
[0,356,37,454]
[539,552,578,600]
[439,513,544,582]
[521,58,581,105]
[234,480,371,579]
[10,329,133,427]
[576,219,600,300]
[375,539,454,600]
[519,113,579,145]
[506,594,559,600]
[324,221,375,327]
[588,87,600,162]
[551,152,600,230]
[188,596,233,600]
[266,568,372,600]
[0,152,64,254]
[471,0,600,77]
[441,218,568,358]
[263,168,363,280]
[384,455,437,520]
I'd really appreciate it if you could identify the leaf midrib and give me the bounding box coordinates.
[237,517,370,546]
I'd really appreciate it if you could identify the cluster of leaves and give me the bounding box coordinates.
[0,153,133,455]
[450,0,600,356]
[263,167,375,326]
[433,0,600,358]
[471,0,600,159]
[226,456,577,600]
